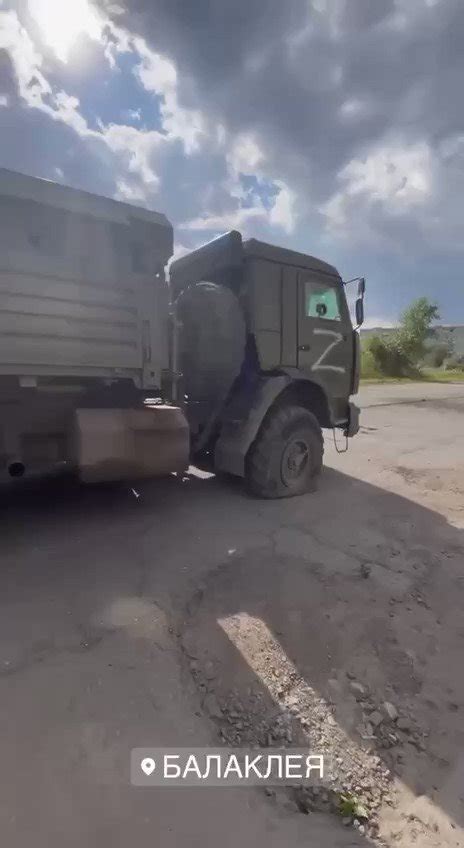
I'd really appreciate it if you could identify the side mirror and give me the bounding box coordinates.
[357,277,366,297]
[355,297,364,327]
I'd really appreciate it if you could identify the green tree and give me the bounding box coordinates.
[364,297,440,377]
[393,297,440,362]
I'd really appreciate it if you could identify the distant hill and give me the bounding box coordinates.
[361,325,464,355]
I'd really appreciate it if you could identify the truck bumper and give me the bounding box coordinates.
[344,402,360,437]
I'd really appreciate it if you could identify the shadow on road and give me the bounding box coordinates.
[0,466,463,845]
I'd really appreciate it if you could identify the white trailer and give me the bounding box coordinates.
[0,168,189,482]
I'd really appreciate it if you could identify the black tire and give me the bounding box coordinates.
[246,405,324,498]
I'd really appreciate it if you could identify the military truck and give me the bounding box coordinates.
[0,168,364,497]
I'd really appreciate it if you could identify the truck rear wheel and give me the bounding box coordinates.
[246,405,323,498]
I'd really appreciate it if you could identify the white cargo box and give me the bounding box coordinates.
[0,169,173,388]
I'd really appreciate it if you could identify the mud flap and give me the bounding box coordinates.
[73,405,190,483]
[345,402,360,437]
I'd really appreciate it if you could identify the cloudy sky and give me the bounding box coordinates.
[0,0,463,325]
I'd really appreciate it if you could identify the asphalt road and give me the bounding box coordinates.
[1,382,463,848]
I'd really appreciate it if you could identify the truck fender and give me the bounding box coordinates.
[214,374,331,478]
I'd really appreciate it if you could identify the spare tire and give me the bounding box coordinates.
[176,282,246,404]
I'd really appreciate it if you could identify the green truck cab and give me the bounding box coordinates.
[170,230,364,497]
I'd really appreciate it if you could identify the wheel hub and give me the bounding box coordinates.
[281,438,309,485]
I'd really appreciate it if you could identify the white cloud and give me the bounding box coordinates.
[103,122,163,188]
[218,133,296,233]
[115,179,147,203]
[0,9,50,105]
[1,5,296,237]
[181,205,266,233]
[362,316,397,329]
[181,179,296,236]
[341,141,432,207]
[227,134,265,175]
[0,5,208,200]
[169,241,196,264]
[134,40,177,90]
[102,20,133,68]
[321,131,464,255]
[269,180,296,234]
[0,11,166,196]
[0,9,92,131]
[339,97,373,121]
[50,90,90,134]
[28,0,104,62]
[322,138,434,244]
[125,107,142,122]
[439,133,464,163]
[0,94,8,107]
[133,37,204,153]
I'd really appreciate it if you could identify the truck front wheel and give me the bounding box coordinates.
[246,405,323,498]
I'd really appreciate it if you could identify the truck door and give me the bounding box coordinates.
[297,272,354,404]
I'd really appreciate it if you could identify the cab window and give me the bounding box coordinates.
[304,280,341,321]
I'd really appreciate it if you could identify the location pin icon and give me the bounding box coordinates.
[141,757,156,776]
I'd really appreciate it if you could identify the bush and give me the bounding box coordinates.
[444,354,464,371]
[361,347,382,379]
[422,342,452,368]
[364,334,415,377]
[362,297,440,378]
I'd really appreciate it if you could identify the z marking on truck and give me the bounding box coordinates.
[311,328,346,374]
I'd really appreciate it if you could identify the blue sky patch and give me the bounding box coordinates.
[239,174,279,210]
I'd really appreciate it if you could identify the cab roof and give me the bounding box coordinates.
[243,236,339,278]
[170,230,340,296]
